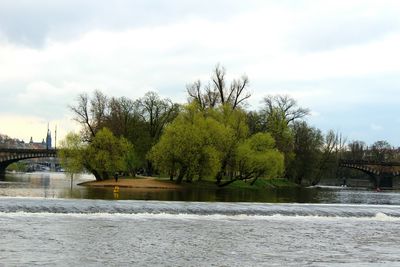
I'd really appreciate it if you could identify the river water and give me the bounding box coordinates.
[1,172,400,266]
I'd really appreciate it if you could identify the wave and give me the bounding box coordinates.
[0,198,400,219]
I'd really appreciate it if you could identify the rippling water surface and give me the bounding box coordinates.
[1,172,400,266]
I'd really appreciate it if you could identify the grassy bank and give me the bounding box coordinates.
[222,178,298,190]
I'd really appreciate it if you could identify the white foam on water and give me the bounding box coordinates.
[2,211,400,222]
[373,212,400,221]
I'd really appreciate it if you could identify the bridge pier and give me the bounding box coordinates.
[0,165,5,178]
[376,176,381,189]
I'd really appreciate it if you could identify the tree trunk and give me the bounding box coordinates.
[218,178,238,187]
[176,167,187,184]
[216,171,223,185]
[250,177,259,186]
[146,160,153,177]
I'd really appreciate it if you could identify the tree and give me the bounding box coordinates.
[106,96,138,138]
[148,104,223,183]
[370,140,393,162]
[312,130,346,185]
[58,132,85,188]
[265,108,295,170]
[246,111,265,135]
[149,103,285,187]
[288,121,324,185]
[347,140,366,160]
[261,95,310,125]
[69,90,109,141]
[187,64,251,110]
[224,133,284,186]
[85,128,135,180]
[136,92,180,176]
[207,104,249,184]
[70,90,179,174]
[121,138,139,177]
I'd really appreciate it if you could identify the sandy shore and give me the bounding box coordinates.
[78,177,183,190]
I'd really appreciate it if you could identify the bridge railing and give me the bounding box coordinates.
[339,159,400,167]
[0,148,57,154]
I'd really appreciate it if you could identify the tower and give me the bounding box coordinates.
[46,124,52,149]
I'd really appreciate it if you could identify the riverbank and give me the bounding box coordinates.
[78,177,298,190]
[78,177,183,190]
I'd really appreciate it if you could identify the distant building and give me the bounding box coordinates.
[28,126,52,149]
[46,128,52,149]
[0,126,53,149]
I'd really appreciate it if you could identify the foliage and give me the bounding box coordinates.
[58,132,85,178]
[235,133,284,183]
[70,90,178,175]
[370,140,393,161]
[265,108,295,172]
[347,140,367,160]
[86,128,134,180]
[65,64,400,188]
[6,162,27,172]
[207,104,249,183]
[148,104,224,183]
[287,121,323,185]
[59,128,137,181]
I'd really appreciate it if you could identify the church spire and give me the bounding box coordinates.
[46,123,52,149]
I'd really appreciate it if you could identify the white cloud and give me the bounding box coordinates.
[0,1,400,145]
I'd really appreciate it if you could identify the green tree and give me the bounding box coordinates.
[312,130,346,185]
[148,104,223,184]
[58,132,85,188]
[288,121,323,185]
[70,90,178,174]
[207,104,249,184]
[136,92,180,176]
[370,140,393,162]
[265,108,294,171]
[121,138,139,177]
[221,133,284,186]
[85,128,135,180]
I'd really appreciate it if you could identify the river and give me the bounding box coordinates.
[1,172,400,266]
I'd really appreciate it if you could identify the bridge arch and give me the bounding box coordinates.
[0,149,57,174]
[338,160,400,188]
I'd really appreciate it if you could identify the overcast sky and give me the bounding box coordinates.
[1,0,400,146]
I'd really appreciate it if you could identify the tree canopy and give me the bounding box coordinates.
[61,64,398,187]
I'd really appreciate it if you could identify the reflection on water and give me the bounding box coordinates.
[2,172,400,204]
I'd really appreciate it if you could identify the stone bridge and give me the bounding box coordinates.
[0,148,57,174]
[339,159,400,188]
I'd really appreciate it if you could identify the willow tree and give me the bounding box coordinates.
[58,132,85,188]
[85,128,135,180]
[220,133,284,186]
[207,104,249,184]
[148,104,224,184]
